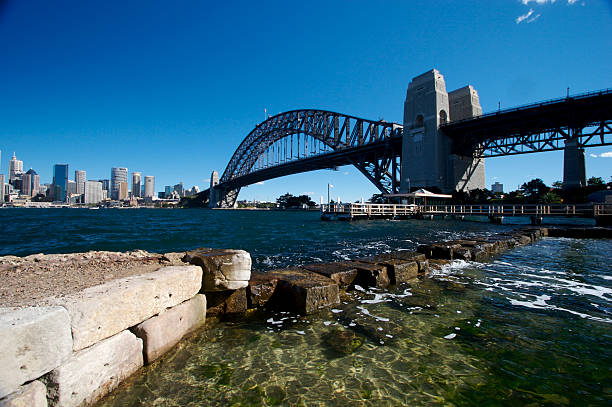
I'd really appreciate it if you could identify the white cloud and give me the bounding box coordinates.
[301,191,315,195]
[202,178,210,183]
[522,0,556,4]
[342,171,349,175]
[255,181,264,185]
[516,8,535,23]
[589,152,612,158]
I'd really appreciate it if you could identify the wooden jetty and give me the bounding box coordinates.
[321,202,612,225]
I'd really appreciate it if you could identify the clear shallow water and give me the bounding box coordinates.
[1,209,610,406]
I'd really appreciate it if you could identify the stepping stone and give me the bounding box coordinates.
[264,269,340,314]
[247,271,279,309]
[346,261,390,289]
[301,262,358,288]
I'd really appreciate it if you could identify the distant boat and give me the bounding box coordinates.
[89,207,99,210]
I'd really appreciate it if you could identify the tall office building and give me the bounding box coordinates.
[144,176,155,198]
[99,179,111,194]
[8,153,23,182]
[53,164,69,202]
[84,181,104,204]
[491,182,504,194]
[25,169,40,196]
[0,174,5,203]
[22,173,32,196]
[110,167,128,200]
[132,172,142,198]
[118,181,129,200]
[75,170,86,195]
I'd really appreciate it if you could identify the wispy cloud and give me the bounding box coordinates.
[255,181,265,185]
[590,152,612,158]
[516,8,537,23]
[516,0,581,24]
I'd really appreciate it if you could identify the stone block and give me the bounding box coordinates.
[347,261,390,288]
[265,269,340,314]
[54,265,202,351]
[247,272,278,308]
[45,330,143,407]
[132,294,206,364]
[362,255,418,284]
[381,251,428,273]
[0,307,72,398]
[0,381,47,407]
[186,248,251,291]
[205,289,247,315]
[417,243,460,260]
[300,263,358,288]
[453,247,472,261]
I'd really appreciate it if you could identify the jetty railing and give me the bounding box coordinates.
[321,202,612,219]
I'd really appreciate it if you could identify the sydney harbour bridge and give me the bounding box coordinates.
[193,69,611,208]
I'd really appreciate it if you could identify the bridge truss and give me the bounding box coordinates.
[215,110,403,207]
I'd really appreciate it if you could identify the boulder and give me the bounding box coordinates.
[0,307,72,398]
[0,381,47,407]
[265,269,340,314]
[300,263,358,288]
[186,248,251,291]
[44,330,143,407]
[132,294,207,364]
[53,265,202,351]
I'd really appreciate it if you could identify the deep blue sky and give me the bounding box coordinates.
[1,0,611,202]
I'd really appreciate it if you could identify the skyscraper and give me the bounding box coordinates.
[0,174,5,203]
[84,181,103,204]
[75,170,86,195]
[144,176,155,198]
[22,173,32,196]
[26,169,40,196]
[110,167,128,200]
[118,182,129,200]
[53,164,69,202]
[8,153,23,182]
[132,172,141,198]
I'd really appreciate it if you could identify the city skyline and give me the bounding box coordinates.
[1,1,611,202]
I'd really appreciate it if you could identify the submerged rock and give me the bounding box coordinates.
[323,327,364,355]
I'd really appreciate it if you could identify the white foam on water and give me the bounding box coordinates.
[331,309,343,313]
[356,306,390,322]
[444,333,457,339]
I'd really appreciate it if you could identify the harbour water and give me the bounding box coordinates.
[1,209,610,405]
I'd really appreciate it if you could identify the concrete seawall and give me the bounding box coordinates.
[1,226,609,406]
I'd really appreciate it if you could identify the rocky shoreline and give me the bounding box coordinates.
[0,225,610,407]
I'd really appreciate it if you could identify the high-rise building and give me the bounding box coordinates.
[99,179,111,194]
[84,181,104,204]
[75,170,86,195]
[0,174,5,203]
[132,172,142,198]
[22,173,32,196]
[25,169,39,196]
[118,181,129,200]
[144,176,155,198]
[8,153,23,182]
[491,182,504,194]
[53,164,69,202]
[111,167,128,200]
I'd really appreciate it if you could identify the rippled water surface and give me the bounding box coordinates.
[1,209,610,405]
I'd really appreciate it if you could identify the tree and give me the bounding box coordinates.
[276,193,293,208]
[369,193,386,204]
[587,176,604,186]
[520,178,549,201]
[552,180,563,189]
[276,193,315,208]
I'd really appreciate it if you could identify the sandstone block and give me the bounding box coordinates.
[132,295,206,364]
[45,330,143,407]
[205,288,247,315]
[301,263,358,288]
[453,247,472,261]
[187,248,251,291]
[417,243,461,260]
[247,272,278,308]
[0,381,47,407]
[53,265,202,351]
[0,307,72,398]
[358,256,418,284]
[348,262,390,288]
[265,269,340,314]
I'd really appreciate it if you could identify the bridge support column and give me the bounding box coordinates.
[208,171,220,208]
[563,138,586,189]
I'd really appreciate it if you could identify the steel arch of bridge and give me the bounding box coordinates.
[214,110,403,207]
